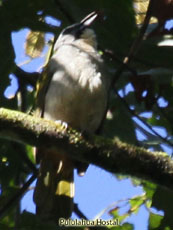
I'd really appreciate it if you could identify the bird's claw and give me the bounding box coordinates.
[55,120,68,130]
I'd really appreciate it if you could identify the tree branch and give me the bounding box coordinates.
[0,108,173,191]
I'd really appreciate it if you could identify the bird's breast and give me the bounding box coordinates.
[44,45,108,133]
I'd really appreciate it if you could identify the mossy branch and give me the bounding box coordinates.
[0,108,173,190]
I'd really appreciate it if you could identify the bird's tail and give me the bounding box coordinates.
[33,148,74,222]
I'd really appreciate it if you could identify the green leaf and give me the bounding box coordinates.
[26,145,35,163]
[134,0,157,25]
[129,195,145,214]
[149,212,164,230]
[142,181,157,200]
[25,31,45,58]
[104,95,136,144]
[145,200,152,209]
[130,178,143,187]
[109,207,130,224]
[152,187,173,229]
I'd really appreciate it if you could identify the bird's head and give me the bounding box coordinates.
[55,12,99,50]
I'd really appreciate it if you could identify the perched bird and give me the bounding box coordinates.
[33,11,110,222]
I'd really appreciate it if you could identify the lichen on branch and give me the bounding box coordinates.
[0,107,173,190]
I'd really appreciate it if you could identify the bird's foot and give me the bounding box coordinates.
[55,120,68,130]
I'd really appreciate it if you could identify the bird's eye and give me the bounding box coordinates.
[75,29,83,39]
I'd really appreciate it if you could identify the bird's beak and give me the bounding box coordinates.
[81,11,99,27]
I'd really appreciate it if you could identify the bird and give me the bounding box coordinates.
[33,11,110,222]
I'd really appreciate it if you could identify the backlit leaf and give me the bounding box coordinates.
[149,212,163,229]
[133,0,157,24]
[25,31,45,58]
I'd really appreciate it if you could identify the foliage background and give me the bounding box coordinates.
[0,0,173,229]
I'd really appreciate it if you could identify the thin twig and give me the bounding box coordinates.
[74,203,88,220]
[123,0,153,64]
[115,89,173,148]
[103,48,137,76]
[94,193,146,220]
[73,204,109,230]
[0,174,36,219]
[111,0,153,86]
